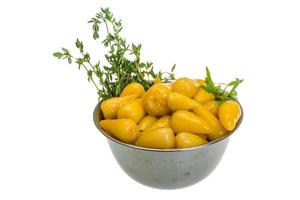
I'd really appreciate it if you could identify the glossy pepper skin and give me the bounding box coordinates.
[219,100,241,131]
[135,127,175,149]
[120,82,145,98]
[117,98,145,123]
[100,95,136,119]
[204,100,220,117]
[167,92,198,111]
[176,132,207,148]
[171,78,198,98]
[193,88,215,104]
[100,119,139,143]
[138,116,158,131]
[171,110,213,135]
[142,84,171,116]
[193,104,227,140]
[147,115,171,130]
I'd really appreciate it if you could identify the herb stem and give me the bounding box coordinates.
[81,63,100,92]
[54,7,176,100]
[99,16,114,50]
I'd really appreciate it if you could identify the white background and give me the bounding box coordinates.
[0,0,299,199]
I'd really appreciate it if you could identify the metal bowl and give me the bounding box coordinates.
[93,101,243,189]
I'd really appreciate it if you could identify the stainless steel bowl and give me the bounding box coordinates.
[93,101,243,189]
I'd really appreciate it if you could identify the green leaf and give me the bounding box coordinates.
[75,38,84,53]
[92,23,99,31]
[205,66,214,86]
[87,70,93,82]
[67,57,72,64]
[228,79,243,96]
[227,78,242,86]
[62,48,69,54]
[93,31,99,40]
[53,52,63,59]
[75,39,80,48]
[84,53,90,62]
[76,58,83,65]
[171,64,176,72]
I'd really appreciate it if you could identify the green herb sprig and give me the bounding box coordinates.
[53,8,175,100]
[202,67,243,102]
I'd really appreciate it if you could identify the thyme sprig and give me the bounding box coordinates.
[53,8,175,100]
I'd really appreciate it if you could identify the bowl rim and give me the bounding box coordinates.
[93,99,243,152]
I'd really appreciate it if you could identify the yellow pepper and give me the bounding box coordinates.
[154,76,162,84]
[142,84,171,116]
[100,119,139,143]
[176,132,207,148]
[117,98,145,123]
[194,79,205,87]
[203,100,220,117]
[135,127,175,149]
[171,110,213,135]
[198,134,208,140]
[193,104,227,140]
[193,88,215,104]
[100,95,136,119]
[219,100,241,131]
[138,116,158,131]
[172,78,198,98]
[167,92,198,111]
[147,115,171,130]
[120,82,145,98]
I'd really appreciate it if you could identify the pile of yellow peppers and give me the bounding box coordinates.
[99,78,241,149]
